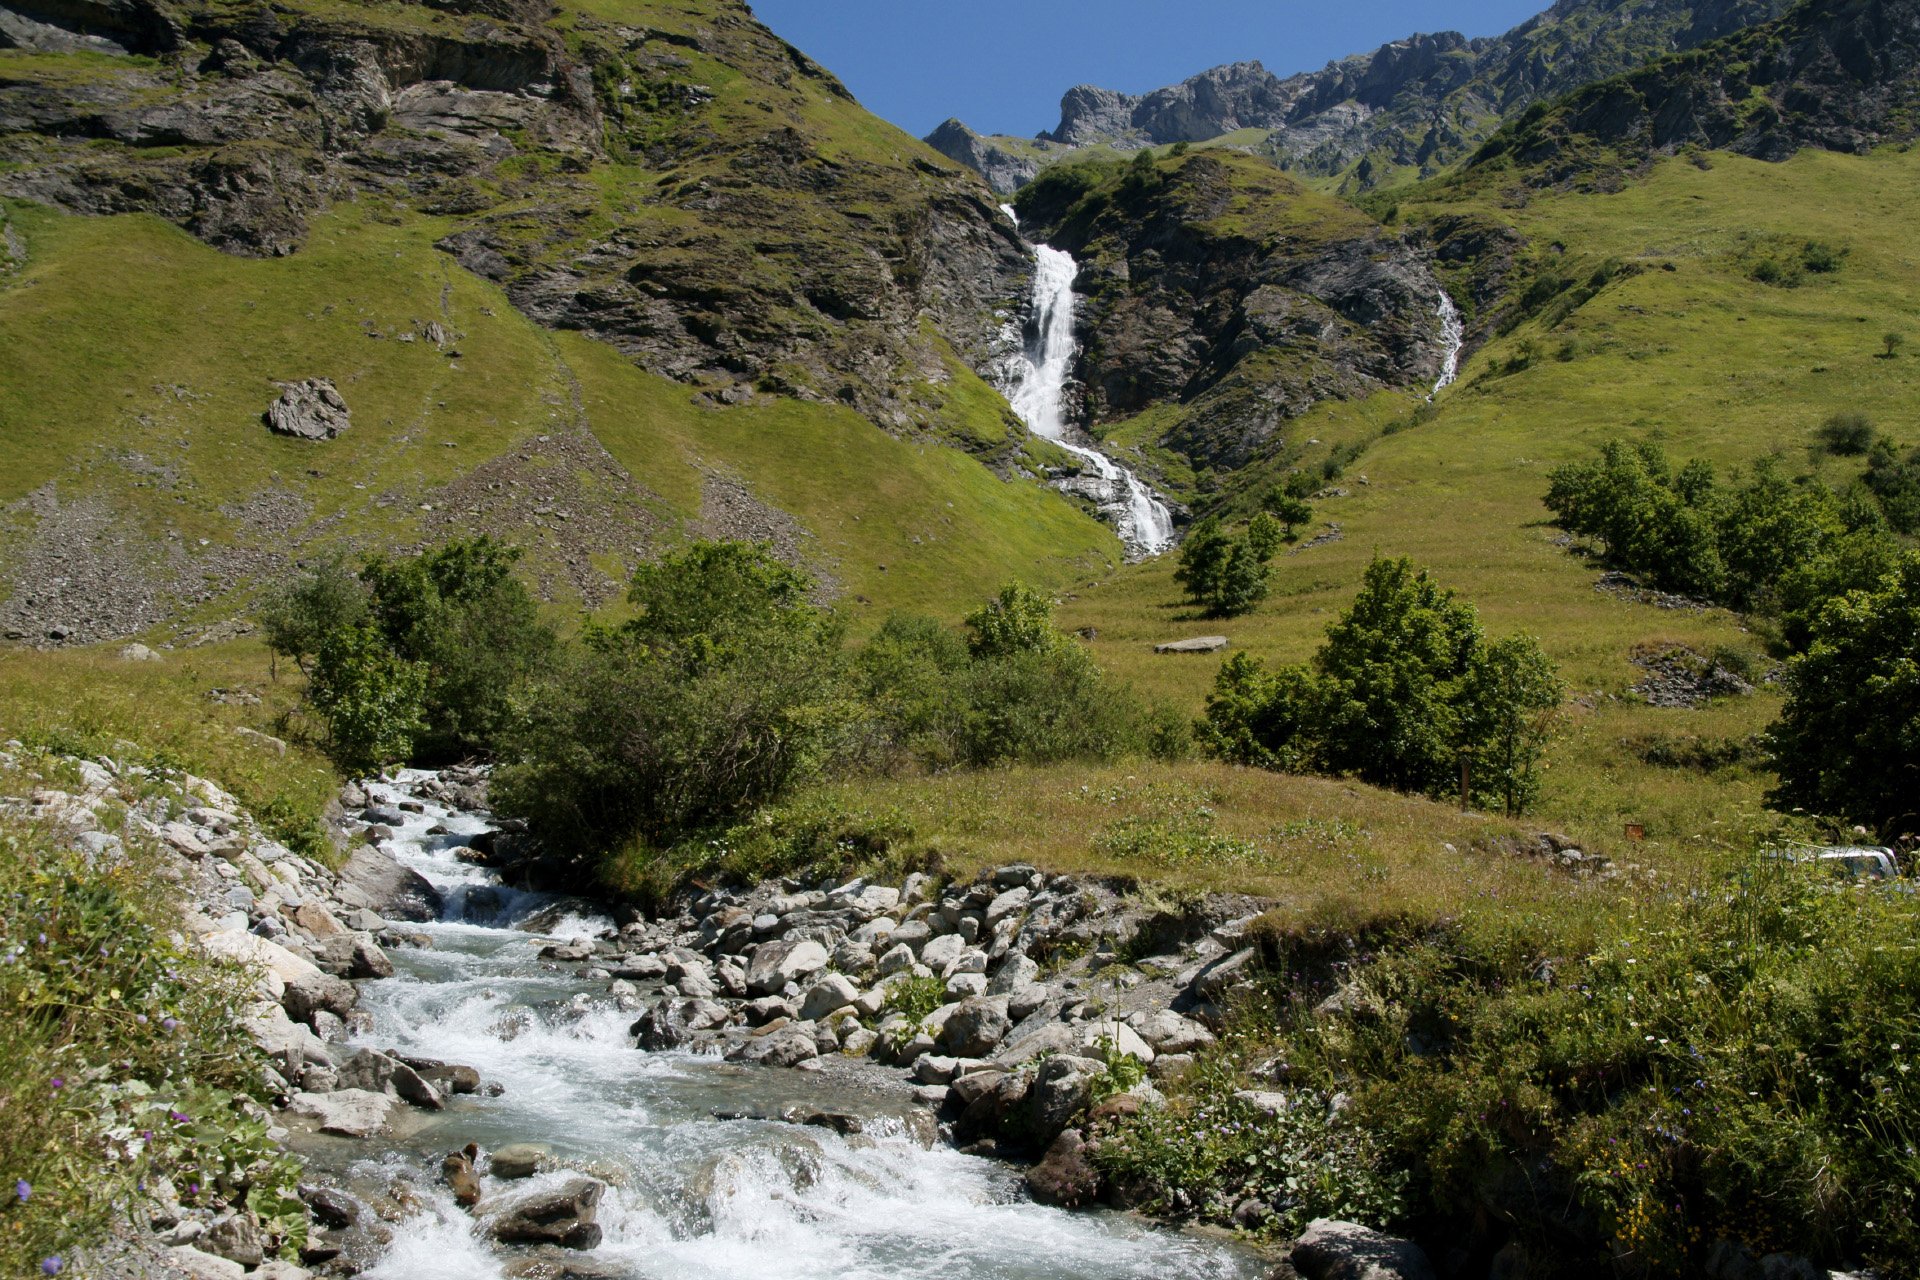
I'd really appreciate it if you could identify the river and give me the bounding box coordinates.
[310,770,1265,1280]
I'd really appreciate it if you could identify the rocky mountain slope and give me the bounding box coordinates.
[0,0,1127,645]
[928,0,1790,193]
[1460,0,1920,188]
[1011,150,1455,481]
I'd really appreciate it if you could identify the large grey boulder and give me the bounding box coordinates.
[201,1212,264,1267]
[941,996,1012,1058]
[745,938,829,996]
[1132,1009,1216,1053]
[1291,1219,1437,1280]
[1027,1054,1103,1137]
[727,1026,820,1068]
[281,970,356,1026]
[479,1176,605,1249]
[336,846,442,922]
[798,973,860,1022]
[265,378,351,440]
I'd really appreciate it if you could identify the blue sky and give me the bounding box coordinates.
[750,1,1550,139]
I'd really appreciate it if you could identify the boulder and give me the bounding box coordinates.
[281,971,356,1026]
[727,1027,819,1068]
[394,1054,481,1095]
[1081,1020,1155,1064]
[876,943,916,977]
[289,1089,391,1138]
[1132,1010,1216,1054]
[631,1001,694,1051]
[1026,1129,1101,1207]
[984,886,1030,928]
[479,1176,605,1250]
[202,1212,264,1267]
[265,379,351,440]
[745,938,829,997]
[987,953,1039,994]
[1154,636,1229,654]
[336,847,442,922]
[1291,1219,1437,1280]
[442,1144,482,1207]
[798,973,860,1022]
[1028,1054,1103,1137]
[168,1247,247,1280]
[490,1144,549,1180]
[921,933,967,973]
[941,996,1011,1058]
[314,932,394,980]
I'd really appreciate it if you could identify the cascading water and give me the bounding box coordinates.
[1000,207,1175,559]
[1429,290,1464,399]
[332,770,1263,1280]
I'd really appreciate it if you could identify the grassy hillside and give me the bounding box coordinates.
[1059,141,1920,859]
[0,196,1117,639]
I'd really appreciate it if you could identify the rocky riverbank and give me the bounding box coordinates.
[7,752,1441,1280]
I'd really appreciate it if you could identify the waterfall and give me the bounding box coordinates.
[999,213,1176,559]
[1429,290,1464,399]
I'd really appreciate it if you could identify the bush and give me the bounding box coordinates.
[265,537,553,768]
[0,802,303,1275]
[493,541,862,856]
[1767,551,1920,838]
[1199,557,1563,814]
[859,590,1157,769]
[1815,411,1874,456]
[1229,862,1920,1273]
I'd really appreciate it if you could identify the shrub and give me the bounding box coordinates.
[1766,551,1920,838]
[1263,492,1314,540]
[1815,411,1874,456]
[1198,558,1563,814]
[305,621,427,774]
[493,541,862,856]
[1175,518,1279,617]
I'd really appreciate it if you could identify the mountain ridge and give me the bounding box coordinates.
[928,0,1791,193]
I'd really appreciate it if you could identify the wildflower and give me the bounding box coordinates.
[161,1018,178,1032]
[168,1111,189,1124]
[41,1259,61,1275]
[49,1078,62,1090]
[15,1180,28,1202]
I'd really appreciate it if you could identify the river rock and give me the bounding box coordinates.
[442,1143,482,1207]
[289,1089,392,1138]
[336,846,442,922]
[798,973,860,1021]
[299,1185,359,1227]
[168,1247,247,1280]
[265,378,351,440]
[490,1144,549,1180]
[1029,1054,1104,1136]
[202,1212,264,1267]
[1290,1219,1437,1280]
[921,933,966,973]
[282,970,356,1026]
[1026,1129,1101,1207]
[395,1054,481,1095]
[726,1026,819,1068]
[987,953,1039,994]
[480,1176,605,1250]
[632,1000,695,1051]
[746,938,829,996]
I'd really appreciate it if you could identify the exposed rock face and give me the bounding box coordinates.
[1474,0,1920,187]
[923,119,1053,195]
[264,379,350,440]
[1016,152,1451,474]
[0,0,1034,436]
[932,0,1791,192]
[478,1176,605,1250]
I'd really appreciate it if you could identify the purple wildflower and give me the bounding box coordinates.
[14,1180,28,1202]
[49,1078,62,1090]
[160,1018,178,1032]
[41,1259,62,1275]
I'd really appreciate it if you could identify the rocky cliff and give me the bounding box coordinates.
[0,0,1027,427]
[1012,151,1453,477]
[1468,0,1920,187]
[928,0,1790,193]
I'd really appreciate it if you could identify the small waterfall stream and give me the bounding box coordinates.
[1429,291,1464,398]
[327,770,1263,1280]
[1001,208,1176,559]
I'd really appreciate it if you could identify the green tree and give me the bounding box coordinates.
[1209,541,1272,617]
[1458,633,1565,815]
[306,621,427,773]
[1196,558,1563,812]
[495,541,858,855]
[1245,511,1286,562]
[1263,491,1313,541]
[1174,520,1232,607]
[260,555,366,677]
[1766,553,1920,837]
[1714,460,1835,612]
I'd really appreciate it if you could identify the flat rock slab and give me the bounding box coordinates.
[1154,636,1229,654]
[289,1088,392,1138]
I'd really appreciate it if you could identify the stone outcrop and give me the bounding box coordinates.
[1291,1218,1438,1280]
[263,379,350,440]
